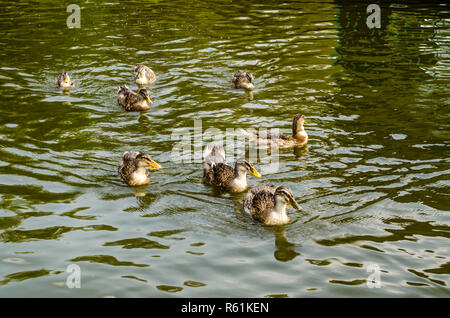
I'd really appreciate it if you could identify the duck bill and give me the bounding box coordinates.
[249,167,261,177]
[64,75,69,83]
[148,159,161,169]
[145,96,152,104]
[303,120,308,124]
[289,197,302,210]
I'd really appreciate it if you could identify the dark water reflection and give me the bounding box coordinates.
[0,0,449,297]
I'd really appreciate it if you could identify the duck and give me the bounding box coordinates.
[56,72,74,89]
[118,151,161,186]
[117,85,152,111]
[241,114,308,148]
[134,64,156,86]
[202,143,261,193]
[243,185,301,225]
[232,71,254,90]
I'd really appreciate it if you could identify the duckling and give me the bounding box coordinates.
[134,64,156,86]
[118,151,161,186]
[243,185,301,225]
[117,85,152,111]
[232,71,254,90]
[202,143,261,193]
[56,72,74,89]
[242,114,308,148]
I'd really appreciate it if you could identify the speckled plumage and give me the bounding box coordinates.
[56,72,74,88]
[244,184,278,221]
[232,71,254,90]
[117,85,151,111]
[243,185,300,225]
[242,114,308,148]
[202,144,260,193]
[134,64,156,86]
[118,151,160,186]
[204,162,237,191]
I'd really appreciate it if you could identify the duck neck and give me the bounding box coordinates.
[233,165,248,188]
[293,122,307,142]
[134,163,148,176]
[137,95,148,106]
[270,196,289,222]
[293,122,304,137]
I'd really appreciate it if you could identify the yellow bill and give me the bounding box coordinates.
[249,167,261,178]
[148,159,161,169]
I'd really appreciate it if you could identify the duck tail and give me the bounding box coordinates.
[203,143,225,165]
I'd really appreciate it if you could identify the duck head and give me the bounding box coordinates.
[136,153,161,169]
[235,158,261,177]
[138,89,152,104]
[274,186,301,210]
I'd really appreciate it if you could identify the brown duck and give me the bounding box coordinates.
[202,143,261,193]
[118,151,161,186]
[134,64,156,86]
[241,114,308,148]
[243,185,301,225]
[117,85,152,111]
[56,72,74,89]
[232,71,254,90]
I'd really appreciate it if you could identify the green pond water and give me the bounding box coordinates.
[0,0,449,297]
